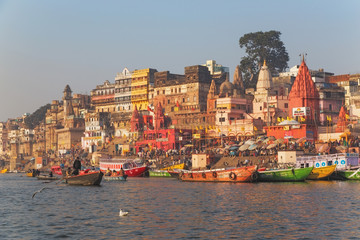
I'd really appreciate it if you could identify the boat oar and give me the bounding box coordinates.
[348,168,360,179]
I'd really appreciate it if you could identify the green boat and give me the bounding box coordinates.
[149,170,171,177]
[258,167,313,182]
[336,169,360,180]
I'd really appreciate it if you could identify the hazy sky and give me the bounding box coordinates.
[0,0,359,122]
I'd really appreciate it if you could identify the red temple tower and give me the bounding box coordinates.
[288,58,320,123]
[130,106,143,132]
[336,106,348,133]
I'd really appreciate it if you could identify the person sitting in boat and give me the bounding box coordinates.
[112,170,118,176]
[66,167,72,177]
[72,157,82,175]
[119,167,125,177]
[105,168,112,176]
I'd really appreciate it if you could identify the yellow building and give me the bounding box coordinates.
[131,68,157,111]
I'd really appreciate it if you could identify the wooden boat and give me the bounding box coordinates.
[37,175,59,181]
[179,166,257,183]
[336,168,360,180]
[64,171,103,186]
[149,170,172,177]
[1,169,8,173]
[307,165,336,180]
[100,159,148,177]
[258,167,313,182]
[160,163,186,171]
[104,175,127,181]
[167,169,183,178]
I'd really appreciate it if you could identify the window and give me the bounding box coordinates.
[179,88,181,93]
[284,103,288,108]
[183,98,185,103]
[187,97,190,102]
[163,90,165,94]
[329,104,332,111]
[260,106,262,111]
[168,99,170,104]
[157,91,159,95]
[219,117,225,122]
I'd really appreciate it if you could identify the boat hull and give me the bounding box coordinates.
[258,167,313,182]
[26,172,35,177]
[65,171,103,186]
[149,170,172,177]
[104,175,127,181]
[180,166,257,183]
[160,163,186,171]
[307,165,336,180]
[37,176,59,181]
[1,169,8,174]
[336,169,360,180]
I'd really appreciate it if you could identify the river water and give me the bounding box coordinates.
[1,173,360,240]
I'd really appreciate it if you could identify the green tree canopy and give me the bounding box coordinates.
[24,104,51,129]
[239,30,289,89]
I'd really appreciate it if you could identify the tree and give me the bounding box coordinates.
[24,104,51,129]
[239,30,289,89]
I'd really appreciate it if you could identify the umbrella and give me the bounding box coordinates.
[229,146,240,151]
[245,140,255,145]
[248,144,258,151]
[239,144,250,151]
[266,143,277,149]
[296,137,307,143]
[318,144,329,153]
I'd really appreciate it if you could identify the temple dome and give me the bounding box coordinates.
[256,61,273,92]
[219,75,234,97]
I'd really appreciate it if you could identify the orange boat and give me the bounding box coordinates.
[179,166,258,183]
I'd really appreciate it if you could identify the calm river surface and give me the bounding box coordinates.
[1,173,360,240]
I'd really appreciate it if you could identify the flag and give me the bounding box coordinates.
[254,126,258,131]
[176,101,180,107]
[327,116,332,121]
[200,126,203,130]
[217,128,221,133]
[287,116,290,121]
[277,117,281,122]
[180,129,182,133]
[345,114,350,119]
[300,117,306,122]
[147,105,153,112]
[205,127,208,133]
[229,120,232,125]
[191,107,195,111]
[196,126,199,131]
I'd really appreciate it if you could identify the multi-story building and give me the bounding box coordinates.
[91,80,116,113]
[131,68,157,112]
[82,112,112,153]
[0,123,8,155]
[316,82,345,126]
[115,68,133,113]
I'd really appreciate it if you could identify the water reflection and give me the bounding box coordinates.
[1,175,360,239]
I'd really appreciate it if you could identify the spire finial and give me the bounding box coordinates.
[263,59,267,67]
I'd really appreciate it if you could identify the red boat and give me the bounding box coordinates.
[51,166,63,175]
[179,166,258,183]
[99,159,148,177]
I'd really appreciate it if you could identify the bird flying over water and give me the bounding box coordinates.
[119,209,128,216]
[32,187,47,199]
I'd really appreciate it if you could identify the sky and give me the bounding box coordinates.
[0,0,359,122]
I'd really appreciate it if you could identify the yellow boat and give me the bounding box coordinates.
[307,165,336,180]
[26,172,35,177]
[160,163,186,171]
[1,169,8,174]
